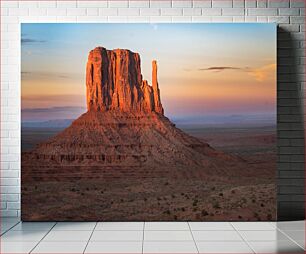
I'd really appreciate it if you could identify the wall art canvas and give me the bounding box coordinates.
[21,24,276,221]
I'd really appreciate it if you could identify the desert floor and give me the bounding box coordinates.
[21,125,276,221]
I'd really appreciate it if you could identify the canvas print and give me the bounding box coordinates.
[21,24,276,221]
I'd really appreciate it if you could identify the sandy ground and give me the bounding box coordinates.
[21,125,276,221]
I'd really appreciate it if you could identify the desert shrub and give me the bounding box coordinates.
[181,207,185,212]
[71,188,76,192]
[211,187,216,191]
[212,201,220,209]
[267,214,272,220]
[120,199,124,202]
[164,210,171,215]
[201,210,209,216]
[231,190,236,194]
[252,199,256,203]
[174,215,178,220]
[144,197,147,202]
[164,182,169,186]
[260,203,265,207]
[238,215,242,219]
[181,193,185,196]
[86,187,89,191]
[193,208,197,212]
[192,200,198,206]
[157,197,161,201]
[219,193,223,197]
[171,194,176,198]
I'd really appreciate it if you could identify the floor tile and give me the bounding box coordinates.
[144,230,193,241]
[32,241,87,253]
[282,230,305,249]
[189,222,234,231]
[232,222,276,231]
[1,241,37,253]
[12,222,55,231]
[95,222,144,231]
[0,230,47,242]
[1,221,21,234]
[85,241,142,253]
[42,230,92,242]
[145,222,189,230]
[276,221,305,231]
[193,230,243,241]
[143,241,198,253]
[197,241,253,253]
[90,230,143,241]
[52,222,96,231]
[249,240,304,253]
[239,230,291,241]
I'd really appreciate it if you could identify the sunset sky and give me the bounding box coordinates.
[21,23,276,123]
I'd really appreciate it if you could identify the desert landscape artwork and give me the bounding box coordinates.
[21,24,276,221]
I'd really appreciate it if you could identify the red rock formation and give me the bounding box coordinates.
[152,60,164,114]
[86,47,164,114]
[21,46,248,221]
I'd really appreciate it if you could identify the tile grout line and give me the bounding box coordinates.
[230,222,256,254]
[141,221,145,254]
[276,227,306,251]
[83,222,97,254]
[187,222,200,254]
[29,222,57,254]
[0,220,20,236]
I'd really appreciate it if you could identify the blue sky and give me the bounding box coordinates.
[21,23,276,122]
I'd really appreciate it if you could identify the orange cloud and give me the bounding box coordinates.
[196,63,276,82]
[247,63,276,82]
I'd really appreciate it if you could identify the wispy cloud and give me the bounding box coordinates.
[197,64,276,82]
[247,63,276,82]
[21,106,86,121]
[199,66,243,72]
[21,38,46,44]
[21,71,78,80]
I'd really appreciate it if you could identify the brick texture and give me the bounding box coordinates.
[0,0,304,220]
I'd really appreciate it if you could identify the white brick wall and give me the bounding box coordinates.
[0,0,305,218]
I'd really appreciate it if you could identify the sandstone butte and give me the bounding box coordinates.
[22,46,241,169]
[86,47,164,114]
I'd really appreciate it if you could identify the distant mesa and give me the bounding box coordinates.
[86,47,164,114]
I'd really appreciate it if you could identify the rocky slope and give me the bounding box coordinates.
[23,46,239,170]
[21,47,276,221]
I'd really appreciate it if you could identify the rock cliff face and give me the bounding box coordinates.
[23,46,236,167]
[22,46,250,221]
[86,47,164,114]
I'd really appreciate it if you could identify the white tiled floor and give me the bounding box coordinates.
[0,219,304,253]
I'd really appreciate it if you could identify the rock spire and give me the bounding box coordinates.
[86,47,164,114]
